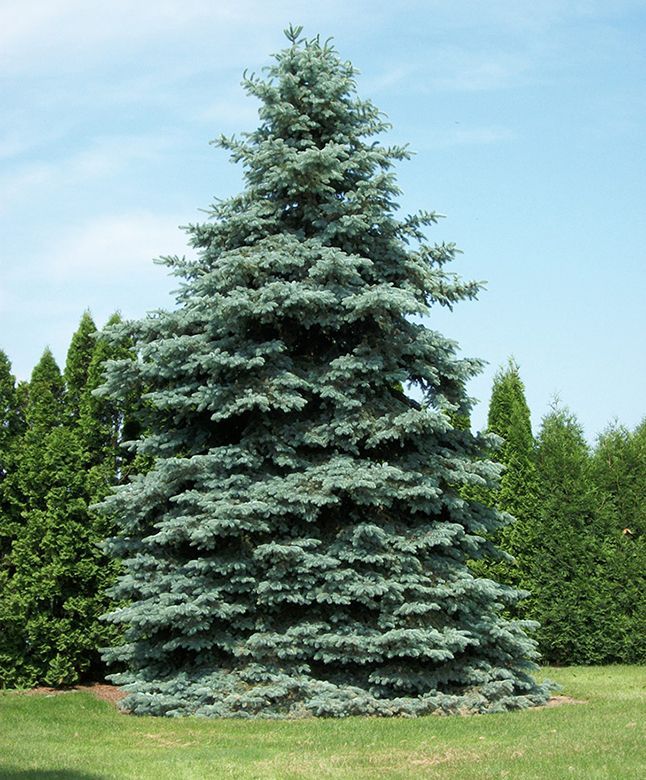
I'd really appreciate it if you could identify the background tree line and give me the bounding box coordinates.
[0,319,643,688]
[0,312,142,687]
[474,359,644,666]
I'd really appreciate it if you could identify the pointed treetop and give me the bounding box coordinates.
[26,348,64,431]
[79,311,130,466]
[30,347,61,383]
[0,350,17,450]
[184,27,481,321]
[0,349,16,405]
[284,24,304,44]
[64,311,97,420]
[488,357,533,447]
[537,403,590,483]
[82,312,124,404]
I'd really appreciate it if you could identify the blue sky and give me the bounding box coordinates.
[1,0,644,439]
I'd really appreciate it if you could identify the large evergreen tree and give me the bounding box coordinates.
[99,28,549,717]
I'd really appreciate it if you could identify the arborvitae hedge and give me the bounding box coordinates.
[589,421,646,663]
[0,349,67,685]
[0,314,136,687]
[476,364,645,666]
[80,312,143,500]
[64,311,97,423]
[0,352,22,563]
[478,360,539,609]
[528,406,606,664]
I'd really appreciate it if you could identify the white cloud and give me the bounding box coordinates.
[0,162,51,212]
[0,1,249,70]
[46,211,196,279]
[360,65,419,95]
[2,0,640,79]
[0,1,361,75]
[0,133,178,213]
[71,134,177,175]
[0,134,34,161]
[416,46,534,93]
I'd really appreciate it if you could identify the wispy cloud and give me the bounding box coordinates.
[391,43,536,94]
[45,211,195,280]
[426,55,530,92]
[0,1,375,76]
[0,133,179,213]
[360,65,419,95]
[355,2,645,97]
[0,1,254,73]
[0,134,35,161]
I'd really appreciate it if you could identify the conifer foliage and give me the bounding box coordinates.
[0,349,74,686]
[480,360,539,605]
[99,28,549,717]
[588,421,646,663]
[80,313,143,503]
[64,311,97,423]
[529,406,601,664]
[0,352,24,568]
[0,314,130,687]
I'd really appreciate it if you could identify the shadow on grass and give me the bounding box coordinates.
[0,770,106,779]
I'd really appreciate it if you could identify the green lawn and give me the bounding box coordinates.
[1,666,644,779]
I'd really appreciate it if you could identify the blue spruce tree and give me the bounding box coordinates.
[99,28,550,716]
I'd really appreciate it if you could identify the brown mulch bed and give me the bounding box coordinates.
[77,683,128,705]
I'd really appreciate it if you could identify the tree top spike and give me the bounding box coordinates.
[284,24,303,43]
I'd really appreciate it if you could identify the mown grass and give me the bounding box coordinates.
[1,666,644,779]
